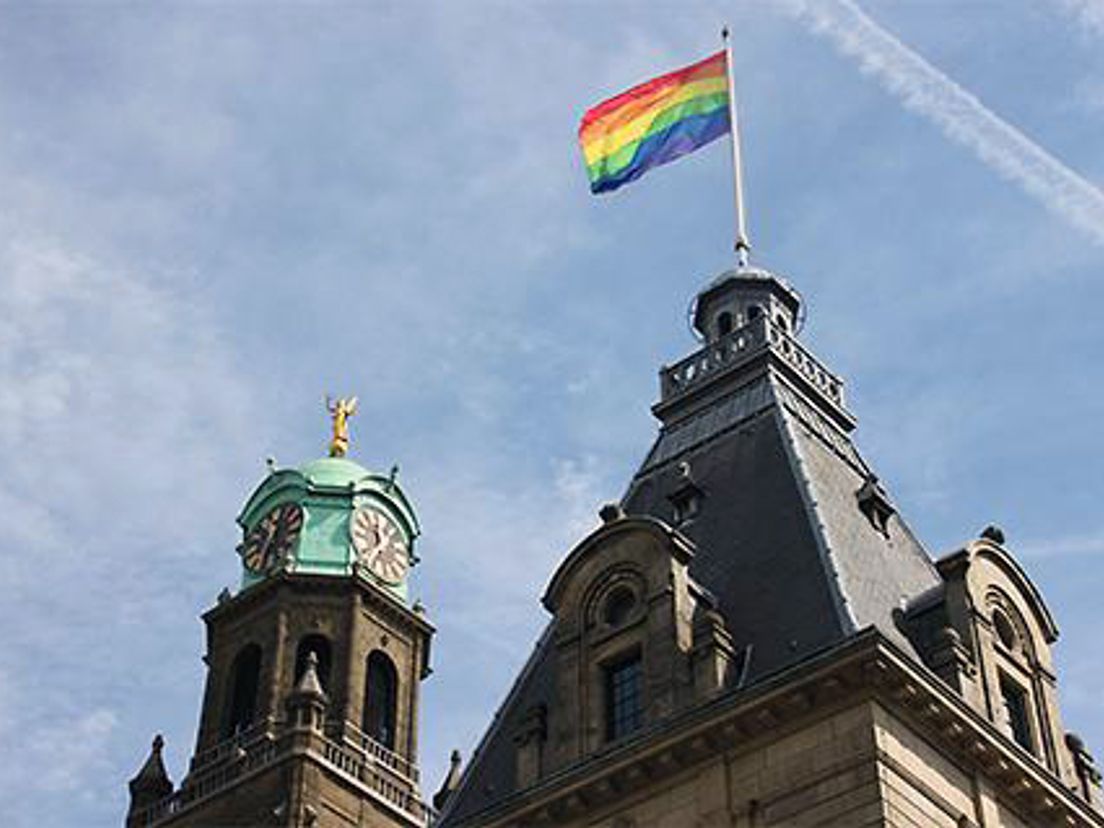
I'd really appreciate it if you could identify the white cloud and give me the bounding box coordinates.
[1055,0,1104,35]
[779,0,1104,245]
[0,234,257,558]
[553,455,606,542]
[34,709,120,794]
[0,667,118,820]
[0,228,260,823]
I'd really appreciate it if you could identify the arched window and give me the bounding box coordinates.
[223,644,262,738]
[295,634,332,693]
[747,305,763,321]
[717,312,733,337]
[363,651,398,749]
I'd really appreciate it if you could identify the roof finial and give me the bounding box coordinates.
[127,732,173,813]
[433,748,464,811]
[325,395,358,458]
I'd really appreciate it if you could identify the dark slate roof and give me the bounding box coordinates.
[621,373,939,679]
[439,626,557,824]
[439,314,943,826]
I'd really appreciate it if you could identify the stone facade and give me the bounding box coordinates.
[127,571,433,828]
[442,633,1102,827]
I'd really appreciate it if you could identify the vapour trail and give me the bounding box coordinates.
[778,0,1104,246]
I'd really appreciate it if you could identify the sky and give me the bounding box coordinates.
[0,1,1102,825]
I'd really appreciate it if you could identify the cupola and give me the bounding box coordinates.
[233,399,421,602]
[692,266,802,342]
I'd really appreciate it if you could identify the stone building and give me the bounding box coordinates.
[126,452,435,827]
[126,267,1104,827]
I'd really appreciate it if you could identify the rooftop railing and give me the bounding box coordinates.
[660,316,845,411]
[334,720,420,784]
[131,721,431,827]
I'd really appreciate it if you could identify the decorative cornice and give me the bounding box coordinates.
[451,630,1102,827]
[202,571,435,637]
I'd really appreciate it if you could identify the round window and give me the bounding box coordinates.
[993,609,1018,650]
[604,586,636,627]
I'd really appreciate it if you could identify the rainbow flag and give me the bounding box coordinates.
[580,51,730,194]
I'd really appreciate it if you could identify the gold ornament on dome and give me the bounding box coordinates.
[325,395,358,457]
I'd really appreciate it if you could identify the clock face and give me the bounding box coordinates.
[350,506,408,584]
[240,503,304,574]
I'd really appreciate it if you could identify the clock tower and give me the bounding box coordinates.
[125,405,435,827]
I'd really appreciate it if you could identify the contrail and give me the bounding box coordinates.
[778,0,1104,245]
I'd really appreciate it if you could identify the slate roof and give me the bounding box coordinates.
[438,297,944,826]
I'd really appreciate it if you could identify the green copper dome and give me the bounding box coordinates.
[299,456,375,487]
[234,454,421,602]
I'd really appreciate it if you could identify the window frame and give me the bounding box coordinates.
[603,651,644,743]
[999,671,1035,754]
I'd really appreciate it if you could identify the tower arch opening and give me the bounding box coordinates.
[295,634,333,694]
[717,311,733,337]
[223,643,262,739]
[364,650,399,750]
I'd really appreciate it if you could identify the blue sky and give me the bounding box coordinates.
[1,2,1102,824]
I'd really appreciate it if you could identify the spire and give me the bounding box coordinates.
[293,651,327,699]
[433,749,463,812]
[127,734,173,813]
[285,650,329,731]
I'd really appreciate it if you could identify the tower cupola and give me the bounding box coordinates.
[234,401,421,602]
[692,266,802,342]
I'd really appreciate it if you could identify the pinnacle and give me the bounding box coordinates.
[294,650,326,697]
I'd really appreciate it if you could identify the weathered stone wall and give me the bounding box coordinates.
[529,702,882,828]
[491,699,1093,827]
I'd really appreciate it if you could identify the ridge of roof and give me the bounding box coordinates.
[437,622,556,824]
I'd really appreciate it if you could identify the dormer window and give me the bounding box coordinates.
[1000,673,1034,753]
[668,462,704,526]
[856,475,895,536]
[605,654,643,741]
[671,490,701,524]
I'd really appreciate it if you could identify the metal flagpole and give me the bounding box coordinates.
[722,26,751,268]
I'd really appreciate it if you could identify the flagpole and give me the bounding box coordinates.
[722,26,751,268]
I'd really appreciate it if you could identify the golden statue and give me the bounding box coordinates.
[325,395,358,458]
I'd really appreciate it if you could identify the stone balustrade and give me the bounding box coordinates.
[335,720,421,784]
[660,316,845,411]
[189,717,274,772]
[131,722,432,827]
